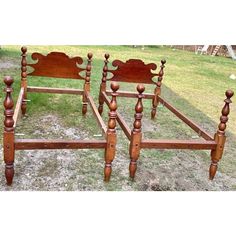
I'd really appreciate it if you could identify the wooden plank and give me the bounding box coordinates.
[105,90,154,99]
[141,139,217,150]
[13,88,24,128]
[86,93,107,134]
[102,92,131,140]
[15,139,107,150]
[158,96,214,141]
[27,86,84,95]
[116,112,132,140]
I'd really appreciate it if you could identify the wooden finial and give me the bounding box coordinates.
[4,76,14,89]
[209,89,234,180]
[98,53,110,114]
[86,53,92,82]
[21,46,27,115]
[157,59,166,87]
[151,59,166,119]
[129,84,145,179]
[21,46,27,54]
[104,53,110,60]
[134,84,145,131]
[86,53,92,83]
[4,76,14,131]
[108,82,119,132]
[82,53,93,115]
[104,82,119,182]
[3,76,15,185]
[102,53,109,83]
[217,90,234,133]
[21,46,27,80]
[87,52,93,60]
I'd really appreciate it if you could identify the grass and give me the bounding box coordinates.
[0,45,236,190]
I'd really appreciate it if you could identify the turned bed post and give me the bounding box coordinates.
[82,53,93,115]
[151,59,166,119]
[21,46,27,115]
[104,82,119,182]
[3,76,15,185]
[129,84,145,179]
[209,90,234,180]
[98,53,109,115]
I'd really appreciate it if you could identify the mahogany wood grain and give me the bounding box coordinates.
[151,60,166,119]
[104,82,119,181]
[98,54,109,115]
[21,47,27,115]
[105,90,154,99]
[209,90,234,180]
[108,59,159,84]
[3,76,15,185]
[87,93,107,134]
[102,91,131,140]
[13,87,24,128]
[15,139,107,150]
[27,52,86,80]
[129,84,145,178]
[82,53,93,115]
[3,48,120,185]
[141,139,217,149]
[158,96,214,141]
[98,54,234,182]
[27,86,84,95]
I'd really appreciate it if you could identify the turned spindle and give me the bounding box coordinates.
[21,46,27,115]
[3,76,15,185]
[151,59,166,119]
[82,53,93,115]
[98,53,110,115]
[129,84,145,179]
[104,82,119,182]
[209,89,234,180]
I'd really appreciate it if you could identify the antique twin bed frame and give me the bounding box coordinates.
[98,54,234,181]
[3,47,234,186]
[3,47,119,185]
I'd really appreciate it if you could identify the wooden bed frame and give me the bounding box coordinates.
[3,47,119,185]
[98,54,234,180]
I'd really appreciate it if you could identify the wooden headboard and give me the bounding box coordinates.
[27,52,87,80]
[107,59,159,84]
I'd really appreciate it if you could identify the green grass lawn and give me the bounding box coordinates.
[0,45,236,189]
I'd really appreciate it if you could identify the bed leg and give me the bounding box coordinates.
[3,76,15,186]
[209,90,234,180]
[82,53,92,115]
[98,54,109,115]
[104,82,119,182]
[151,59,166,119]
[129,84,145,179]
[21,46,27,116]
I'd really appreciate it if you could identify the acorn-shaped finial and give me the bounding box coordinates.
[21,46,27,54]
[105,53,110,60]
[87,52,93,60]
[4,76,14,87]
[137,84,145,94]
[111,82,119,93]
[226,89,234,100]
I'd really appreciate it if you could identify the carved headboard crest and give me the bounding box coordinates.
[27,52,86,80]
[107,59,159,84]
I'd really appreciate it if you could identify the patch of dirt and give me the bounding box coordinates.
[135,153,236,191]
[1,113,236,191]
[0,62,20,69]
